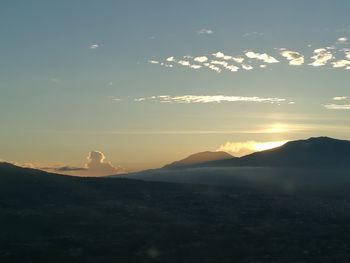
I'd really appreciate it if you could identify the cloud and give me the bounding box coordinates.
[51,151,125,176]
[166,56,175,62]
[345,51,350,60]
[89,44,99,49]
[243,32,264,37]
[178,60,191,66]
[203,63,221,73]
[190,65,202,69]
[309,48,333,66]
[211,60,229,67]
[324,96,350,110]
[84,151,124,176]
[212,52,225,58]
[324,104,350,110]
[280,50,304,65]
[245,51,279,63]
[332,59,350,68]
[333,96,348,101]
[232,57,245,63]
[194,56,209,63]
[135,95,287,104]
[225,65,239,72]
[217,140,288,157]
[198,29,214,35]
[337,37,348,44]
[148,60,160,64]
[241,64,253,70]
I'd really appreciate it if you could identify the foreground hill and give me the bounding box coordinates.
[163,151,233,169]
[189,137,350,168]
[2,162,350,262]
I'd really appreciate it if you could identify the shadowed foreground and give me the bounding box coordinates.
[1,163,350,262]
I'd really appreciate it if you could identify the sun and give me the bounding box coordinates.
[253,141,288,152]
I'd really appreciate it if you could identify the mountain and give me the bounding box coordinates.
[163,151,233,169]
[198,137,350,168]
[2,158,350,262]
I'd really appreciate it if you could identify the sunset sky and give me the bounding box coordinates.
[1,0,350,175]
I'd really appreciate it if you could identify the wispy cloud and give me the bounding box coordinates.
[324,96,350,110]
[337,37,348,44]
[89,44,99,49]
[134,95,288,104]
[333,96,348,101]
[198,29,214,35]
[324,104,350,110]
[148,60,159,64]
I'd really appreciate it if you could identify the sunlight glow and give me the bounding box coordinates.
[253,141,288,152]
[217,140,288,157]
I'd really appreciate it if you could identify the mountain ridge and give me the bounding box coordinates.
[186,137,350,168]
[163,151,233,169]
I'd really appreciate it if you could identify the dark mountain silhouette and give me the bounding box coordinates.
[187,137,350,168]
[2,154,350,262]
[163,151,233,169]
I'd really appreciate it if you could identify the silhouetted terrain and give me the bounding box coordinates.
[196,137,350,168]
[163,151,233,169]
[2,162,350,262]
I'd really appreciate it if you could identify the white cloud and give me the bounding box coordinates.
[309,48,333,66]
[190,65,202,69]
[260,65,267,68]
[194,56,209,63]
[324,104,350,110]
[84,151,122,176]
[204,63,221,73]
[333,96,348,101]
[242,64,253,70]
[217,140,288,157]
[345,51,350,60]
[48,151,125,176]
[166,56,175,62]
[225,65,239,72]
[89,44,99,49]
[222,55,233,60]
[280,50,304,66]
[332,60,350,68]
[148,60,159,64]
[178,60,191,66]
[245,51,279,63]
[135,95,287,104]
[232,57,245,63]
[198,29,214,35]
[212,52,225,58]
[211,60,229,67]
[337,37,348,43]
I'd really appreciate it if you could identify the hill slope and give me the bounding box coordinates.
[163,151,233,169]
[2,162,350,262]
[197,137,350,168]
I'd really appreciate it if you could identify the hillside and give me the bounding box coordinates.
[2,162,350,262]
[163,151,233,169]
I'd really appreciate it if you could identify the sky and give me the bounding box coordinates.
[1,0,350,175]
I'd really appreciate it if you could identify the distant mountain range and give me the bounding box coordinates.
[164,137,350,169]
[163,151,233,169]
